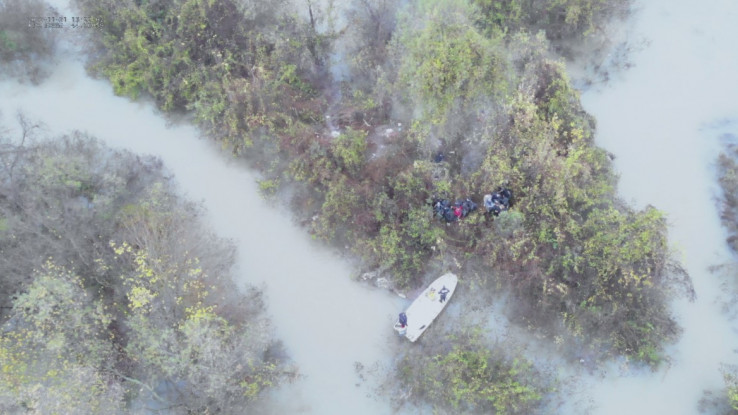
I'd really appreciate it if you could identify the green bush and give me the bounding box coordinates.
[473,0,630,43]
[0,0,54,82]
[0,131,287,412]
[393,0,509,128]
[331,127,368,176]
[395,328,543,414]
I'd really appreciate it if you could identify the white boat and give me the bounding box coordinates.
[393,272,458,342]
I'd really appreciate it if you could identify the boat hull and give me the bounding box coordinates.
[394,273,457,342]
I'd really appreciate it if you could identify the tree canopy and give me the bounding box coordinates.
[0,124,288,413]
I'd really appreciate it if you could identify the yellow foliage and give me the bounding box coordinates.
[128,285,157,310]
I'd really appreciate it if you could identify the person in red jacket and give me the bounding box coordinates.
[453,205,463,219]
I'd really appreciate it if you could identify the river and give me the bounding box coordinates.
[2,0,738,413]
[0,22,405,415]
[573,0,738,413]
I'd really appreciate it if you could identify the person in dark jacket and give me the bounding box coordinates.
[439,286,450,302]
[434,199,456,222]
[461,198,477,216]
[485,192,504,216]
[490,203,502,216]
[497,186,512,208]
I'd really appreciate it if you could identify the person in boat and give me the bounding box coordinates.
[399,312,408,328]
[439,286,450,303]
[427,287,437,300]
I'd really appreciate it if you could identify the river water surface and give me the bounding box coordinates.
[0,28,405,415]
[575,0,738,413]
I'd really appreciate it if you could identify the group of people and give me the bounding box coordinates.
[433,198,478,222]
[433,187,513,222]
[483,187,512,216]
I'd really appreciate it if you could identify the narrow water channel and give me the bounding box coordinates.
[575,0,738,413]
[0,52,406,414]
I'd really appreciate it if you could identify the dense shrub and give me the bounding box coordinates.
[0,125,287,413]
[0,0,55,82]
[473,0,631,43]
[393,327,545,414]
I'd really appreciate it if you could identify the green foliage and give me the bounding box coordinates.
[0,130,158,310]
[396,328,542,413]
[0,132,286,412]
[111,239,281,408]
[258,178,281,197]
[495,210,525,236]
[0,263,124,414]
[313,176,361,240]
[405,206,443,247]
[378,223,403,267]
[392,160,433,202]
[0,0,54,82]
[355,161,442,287]
[468,82,675,363]
[472,0,630,42]
[393,0,509,127]
[331,127,368,176]
[540,0,627,39]
[579,206,666,286]
[722,365,738,411]
[715,148,738,410]
[372,209,438,288]
[79,0,328,154]
[431,348,539,412]
[473,0,524,34]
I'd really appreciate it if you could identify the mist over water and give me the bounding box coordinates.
[575,0,738,413]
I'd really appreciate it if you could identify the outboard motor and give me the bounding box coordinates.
[395,312,408,336]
